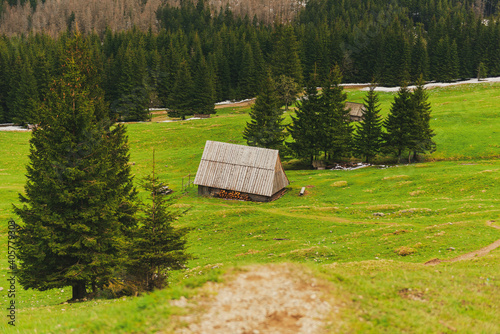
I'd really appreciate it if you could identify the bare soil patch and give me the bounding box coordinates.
[173,264,335,334]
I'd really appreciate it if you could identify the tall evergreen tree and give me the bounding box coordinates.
[410,76,436,160]
[411,25,430,81]
[353,84,383,163]
[383,83,414,162]
[126,155,191,292]
[288,78,321,164]
[275,75,300,111]
[0,41,10,123]
[320,67,352,160]
[167,60,194,119]
[270,24,303,85]
[238,42,257,99]
[7,55,38,125]
[110,43,150,121]
[243,73,286,150]
[192,55,216,114]
[14,32,137,301]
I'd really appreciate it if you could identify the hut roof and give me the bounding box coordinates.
[194,141,290,197]
[346,102,365,118]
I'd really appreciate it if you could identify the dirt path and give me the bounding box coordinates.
[172,264,336,334]
[425,220,500,266]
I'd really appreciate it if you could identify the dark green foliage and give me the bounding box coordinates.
[319,67,352,160]
[110,43,150,122]
[410,76,436,160]
[411,25,430,81]
[288,79,322,164]
[7,55,38,125]
[0,41,11,123]
[238,42,258,99]
[192,56,216,114]
[126,166,191,292]
[167,60,194,120]
[275,75,300,111]
[270,24,303,85]
[243,74,286,150]
[383,83,415,162]
[433,37,460,82]
[353,84,383,163]
[14,32,137,301]
[477,62,488,80]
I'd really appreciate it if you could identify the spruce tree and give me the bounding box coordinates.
[270,24,303,85]
[14,32,137,301]
[192,56,216,114]
[275,75,300,111]
[353,84,383,163]
[167,60,194,120]
[126,156,191,292]
[238,42,257,99]
[243,74,286,150]
[320,66,352,160]
[7,55,38,125]
[411,25,430,81]
[383,83,414,162]
[410,76,436,161]
[0,42,9,122]
[288,78,321,164]
[111,44,150,122]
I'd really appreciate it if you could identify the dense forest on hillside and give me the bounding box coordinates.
[0,0,499,124]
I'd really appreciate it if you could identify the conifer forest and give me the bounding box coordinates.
[1,0,499,125]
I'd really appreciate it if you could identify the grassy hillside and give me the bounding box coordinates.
[0,82,499,333]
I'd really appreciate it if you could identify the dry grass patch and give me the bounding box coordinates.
[397,181,413,186]
[383,175,409,180]
[315,206,340,212]
[331,181,348,187]
[394,246,416,256]
[398,288,427,301]
[383,229,410,236]
[479,169,497,173]
[367,204,402,211]
[235,249,261,257]
[409,190,426,196]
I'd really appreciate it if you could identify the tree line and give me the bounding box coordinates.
[1,0,500,125]
[244,68,435,164]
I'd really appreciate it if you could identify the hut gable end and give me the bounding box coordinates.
[346,102,365,122]
[194,141,290,200]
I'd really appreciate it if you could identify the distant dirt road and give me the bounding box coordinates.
[425,220,500,266]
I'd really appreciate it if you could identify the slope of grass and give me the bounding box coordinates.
[0,82,499,333]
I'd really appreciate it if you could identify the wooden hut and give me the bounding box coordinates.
[346,102,365,122]
[194,141,290,202]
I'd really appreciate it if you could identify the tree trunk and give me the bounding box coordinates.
[412,151,418,162]
[72,281,87,301]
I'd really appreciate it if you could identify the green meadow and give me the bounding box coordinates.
[0,82,499,333]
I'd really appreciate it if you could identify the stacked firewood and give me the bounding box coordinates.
[217,190,250,201]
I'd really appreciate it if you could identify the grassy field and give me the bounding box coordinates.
[0,82,499,333]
